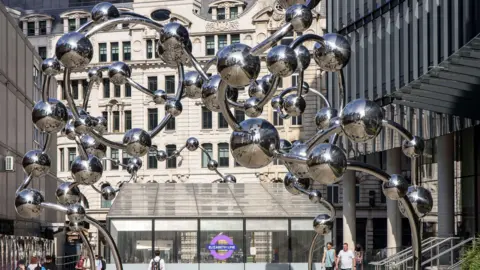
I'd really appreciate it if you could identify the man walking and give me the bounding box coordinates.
[336,243,355,270]
[148,250,165,270]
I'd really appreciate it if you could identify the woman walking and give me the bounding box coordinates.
[322,242,336,270]
[354,244,364,270]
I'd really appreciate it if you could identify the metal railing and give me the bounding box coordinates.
[421,237,475,270]
[55,254,81,270]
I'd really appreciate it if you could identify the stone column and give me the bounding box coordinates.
[386,147,402,256]
[78,79,84,101]
[34,20,39,35]
[343,170,356,249]
[227,34,231,45]
[63,18,68,33]
[212,7,217,20]
[22,21,27,35]
[239,5,243,14]
[47,20,52,34]
[214,35,219,54]
[438,133,455,237]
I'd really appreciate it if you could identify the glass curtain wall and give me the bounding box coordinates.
[155,220,197,265]
[245,219,288,266]
[111,220,153,264]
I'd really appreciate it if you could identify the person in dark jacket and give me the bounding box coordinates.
[42,255,57,270]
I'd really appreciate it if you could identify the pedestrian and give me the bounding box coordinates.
[148,250,165,270]
[43,255,57,270]
[100,256,106,270]
[322,242,336,270]
[95,255,102,270]
[82,255,92,270]
[354,244,364,270]
[75,256,84,270]
[335,243,355,270]
[16,259,26,270]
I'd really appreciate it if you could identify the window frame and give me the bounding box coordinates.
[103,78,110,98]
[148,108,158,131]
[218,143,229,167]
[27,22,35,36]
[202,107,213,129]
[201,143,213,168]
[113,111,120,132]
[230,6,238,19]
[166,145,177,169]
[99,43,107,62]
[124,110,132,131]
[218,112,229,129]
[217,8,226,20]
[148,76,158,91]
[146,40,153,59]
[39,21,47,35]
[165,75,175,94]
[123,41,131,61]
[111,42,119,62]
[111,148,119,170]
[68,18,76,32]
[218,35,227,50]
[165,118,175,131]
[148,150,158,169]
[206,36,215,55]
[273,111,284,126]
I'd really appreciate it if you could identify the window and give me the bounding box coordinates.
[165,118,175,130]
[38,46,47,60]
[101,194,112,208]
[246,219,288,263]
[111,149,119,169]
[166,145,176,169]
[278,77,283,88]
[273,111,283,126]
[280,30,294,46]
[59,81,65,99]
[235,110,245,122]
[200,220,244,263]
[103,79,110,98]
[146,40,153,59]
[72,80,79,99]
[124,110,132,131]
[231,34,240,44]
[68,19,76,32]
[201,143,212,168]
[148,76,157,91]
[39,21,47,35]
[291,115,302,125]
[82,80,89,99]
[165,75,175,94]
[148,109,158,131]
[68,148,76,169]
[113,111,120,132]
[291,220,320,262]
[102,111,108,122]
[99,43,107,62]
[59,148,65,172]
[218,143,229,167]
[111,42,119,61]
[80,17,88,26]
[125,84,131,97]
[356,184,360,204]
[123,41,131,61]
[292,73,299,87]
[114,85,121,97]
[230,6,238,19]
[217,8,226,20]
[122,23,129,29]
[148,150,158,169]
[154,220,198,264]
[27,22,35,36]
[218,112,228,129]
[206,36,215,55]
[327,185,339,203]
[154,40,160,58]
[218,35,227,50]
[202,107,212,129]
[122,151,131,165]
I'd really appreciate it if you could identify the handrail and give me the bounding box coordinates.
[447,259,464,269]
[421,237,474,266]
[370,237,441,265]
[392,237,461,266]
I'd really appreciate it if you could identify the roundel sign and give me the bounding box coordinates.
[207,234,237,260]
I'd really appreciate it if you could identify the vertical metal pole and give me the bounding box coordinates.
[197,218,200,270]
[151,219,155,260]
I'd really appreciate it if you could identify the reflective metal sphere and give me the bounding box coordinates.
[157,22,192,66]
[313,214,334,235]
[22,150,51,177]
[153,90,167,105]
[402,136,425,158]
[186,137,199,151]
[248,79,270,99]
[224,174,237,183]
[91,2,120,23]
[271,96,284,110]
[156,150,168,162]
[126,157,143,174]
[68,222,85,232]
[244,97,263,118]
[283,94,306,117]
[184,71,204,99]
[55,32,93,69]
[32,99,69,133]
[41,58,61,76]
[201,75,223,112]
[66,204,86,223]
[80,135,107,158]
[207,160,218,171]
[262,74,274,84]
[407,186,434,218]
[340,99,384,143]
[63,119,76,140]
[230,118,280,168]
[278,0,309,8]
[285,4,313,32]
[74,115,97,135]
[93,116,108,135]
[56,182,81,205]
[266,45,298,77]
[307,143,347,184]
[70,155,104,185]
[382,174,409,200]
[315,107,338,130]
[101,185,117,201]
[15,189,44,219]
[283,173,310,195]
[88,67,103,83]
[308,189,322,203]
[292,140,303,147]
[284,144,310,179]
[294,45,311,71]
[126,164,139,175]
[217,43,261,88]
[123,128,152,157]
[108,62,131,85]
[165,99,183,117]
[279,139,293,153]
[313,33,351,72]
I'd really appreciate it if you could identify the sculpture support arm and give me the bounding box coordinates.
[382,119,414,141]
[308,88,330,108]
[88,129,126,150]
[289,34,325,50]
[305,125,342,150]
[330,70,346,145]
[74,136,89,160]
[85,215,123,270]
[16,174,32,195]
[42,75,50,102]
[82,80,95,110]
[63,68,81,120]
[79,230,96,270]
[126,78,155,97]
[257,76,281,108]
[251,23,293,56]
[149,114,173,138]
[186,49,210,81]
[175,63,185,100]
[217,80,242,131]
[297,71,305,97]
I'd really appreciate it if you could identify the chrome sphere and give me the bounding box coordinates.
[126,157,143,174]
[22,150,51,177]
[41,58,61,76]
[184,71,204,99]
[313,33,351,72]
[101,185,117,201]
[93,116,108,134]
[156,150,168,162]
[108,62,131,85]
[278,0,309,8]
[244,97,263,118]
[402,136,425,158]
[340,99,384,143]
[262,74,274,84]
[56,182,81,205]
[217,43,261,87]
[230,118,280,168]
[68,222,85,232]
[382,174,409,200]
[266,45,298,77]
[407,186,434,218]
[224,174,237,183]
[15,189,44,219]
[80,135,107,159]
[32,99,69,133]
[165,99,183,117]
[285,4,313,32]
[186,137,199,151]
[271,96,284,110]
[283,173,310,195]
[308,189,322,203]
[63,119,76,140]
[67,107,89,120]
[284,144,310,179]
[315,107,338,130]
[74,115,97,135]
[294,45,311,71]
[248,79,270,99]
[123,128,152,157]
[307,143,347,184]
[126,164,139,175]
[153,90,168,105]
[66,204,86,223]
[207,160,218,171]
[91,2,120,22]
[283,94,306,117]
[313,214,334,235]
[88,67,103,83]
[201,75,223,112]
[157,22,192,66]
[292,140,303,147]
[279,139,293,153]
[55,32,93,69]
[71,155,103,185]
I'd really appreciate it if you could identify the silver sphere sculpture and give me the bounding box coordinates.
[217,43,261,88]
[55,32,94,69]
[294,45,311,71]
[15,189,44,219]
[91,2,120,23]
[108,62,131,85]
[207,160,218,171]
[184,71,204,99]
[66,204,86,223]
[279,139,293,153]
[126,157,143,174]
[285,4,313,32]
[313,33,351,72]
[156,150,168,162]
[283,173,310,195]
[315,107,338,130]
[123,128,152,157]
[71,155,104,185]
[382,174,409,200]
[402,136,425,158]
[80,135,107,159]
[68,222,85,232]
[244,97,263,118]
[63,120,76,140]
[56,182,81,205]
[271,96,284,110]
[224,175,237,183]
[185,137,199,151]
[284,144,310,179]
[283,94,306,117]
[153,90,168,105]
[406,186,433,218]
[266,45,298,77]
[308,189,322,203]
[88,67,103,83]
[248,79,270,99]
[313,214,334,235]
[94,116,108,134]
[201,75,223,112]
[165,99,183,117]
[307,143,347,184]
[340,99,384,143]
[157,22,192,66]
[32,98,69,134]
[41,58,62,76]
[22,150,51,177]
[101,185,117,201]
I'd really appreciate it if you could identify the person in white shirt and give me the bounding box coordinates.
[336,243,355,270]
[95,255,102,270]
[148,250,165,270]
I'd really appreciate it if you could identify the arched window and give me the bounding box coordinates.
[201,143,213,168]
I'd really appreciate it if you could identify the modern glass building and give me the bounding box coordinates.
[106,183,330,270]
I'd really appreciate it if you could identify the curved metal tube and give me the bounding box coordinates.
[42,75,50,102]
[86,17,163,38]
[305,125,342,150]
[382,119,414,141]
[149,113,173,138]
[88,129,126,150]
[251,23,293,56]
[203,57,217,73]
[308,88,330,108]
[85,215,123,270]
[330,70,346,145]
[227,99,245,111]
[74,136,89,160]
[126,77,155,97]
[306,0,322,9]
[217,80,242,131]
[307,234,319,270]
[76,20,94,33]
[80,193,90,209]
[175,63,185,100]
[16,174,32,194]
[257,75,281,108]
[297,71,305,97]
[82,80,95,109]
[91,184,102,194]
[79,230,96,270]
[185,49,209,81]
[40,202,68,213]
[42,134,52,153]
[120,11,151,21]
[63,68,81,120]
[276,107,291,120]
[289,33,326,50]
[277,153,308,164]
